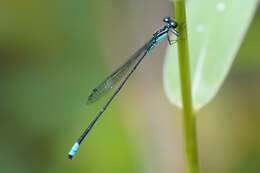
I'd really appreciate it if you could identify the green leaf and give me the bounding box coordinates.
[164,0,259,110]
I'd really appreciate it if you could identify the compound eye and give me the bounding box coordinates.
[163,17,170,23]
[170,21,178,28]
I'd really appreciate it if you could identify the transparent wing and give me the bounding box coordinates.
[87,39,153,104]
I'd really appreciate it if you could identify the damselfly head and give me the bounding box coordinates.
[163,17,178,28]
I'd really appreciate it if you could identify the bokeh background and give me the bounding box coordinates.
[1,1,260,173]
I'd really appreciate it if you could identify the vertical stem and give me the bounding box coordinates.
[173,1,200,173]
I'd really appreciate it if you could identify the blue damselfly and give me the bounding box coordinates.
[68,17,180,159]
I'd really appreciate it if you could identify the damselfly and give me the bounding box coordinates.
[68,17,180,159]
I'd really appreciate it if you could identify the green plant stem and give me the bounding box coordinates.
[173,1,200,173]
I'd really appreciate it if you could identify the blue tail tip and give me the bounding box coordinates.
[68,142,80,160]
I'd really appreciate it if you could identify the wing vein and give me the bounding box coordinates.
[87,39,153,104]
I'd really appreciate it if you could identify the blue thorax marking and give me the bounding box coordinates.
[147,32,168,52]
[156,32,168,42]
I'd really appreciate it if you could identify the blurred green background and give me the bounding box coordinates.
[1,1,259,173]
